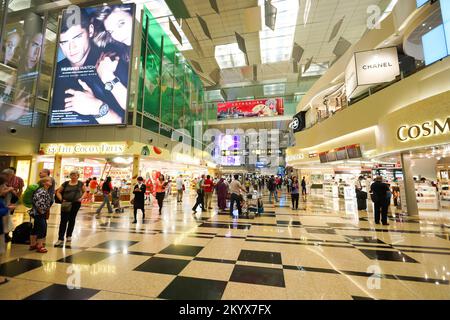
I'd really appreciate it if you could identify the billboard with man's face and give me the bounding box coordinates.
[48,3,135,127]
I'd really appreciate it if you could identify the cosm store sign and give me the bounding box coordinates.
[397,117,450,142]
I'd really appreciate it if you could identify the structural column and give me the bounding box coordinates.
[400,152,419,215]
[131,155,140,187]
[53,155,62,187]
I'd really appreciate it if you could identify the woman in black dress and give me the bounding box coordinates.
[132,177,146,224]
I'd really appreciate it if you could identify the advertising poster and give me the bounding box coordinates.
[217,98,284,120]
[0,12,44,125]
[48,3,135,127]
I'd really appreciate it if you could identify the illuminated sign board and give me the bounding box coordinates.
[41,143,127,155]
[48,3,135,127]
[396,118,450,142]
[345,47,400,98]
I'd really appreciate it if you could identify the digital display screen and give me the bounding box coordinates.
[319,153,328,163]
[346,145,362,159]
[48,4,135,127]
[336,148,348,161]
[326,151,337,162]
[422,25,448,66]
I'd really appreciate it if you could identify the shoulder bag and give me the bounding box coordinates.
[55,181,68,204]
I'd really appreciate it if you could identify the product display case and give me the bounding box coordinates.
[440,184,450,208]
[415,184,439,210]
[323,182,339,198]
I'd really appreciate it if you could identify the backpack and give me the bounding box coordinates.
[21,184,40,208]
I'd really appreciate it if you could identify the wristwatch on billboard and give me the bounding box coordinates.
[105,77,120,91]
[94,103,109,119]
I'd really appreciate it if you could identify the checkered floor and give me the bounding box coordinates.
[1,190,449,300]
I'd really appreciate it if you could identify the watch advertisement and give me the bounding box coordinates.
[48,3,135,127]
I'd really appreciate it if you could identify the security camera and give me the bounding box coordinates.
[8,127,17,135]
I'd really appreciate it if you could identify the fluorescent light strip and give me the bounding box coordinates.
[215,43,247,69]
[259,0,299,64]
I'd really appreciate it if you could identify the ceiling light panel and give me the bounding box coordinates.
[259,0,299,64]
[215,43,248,69]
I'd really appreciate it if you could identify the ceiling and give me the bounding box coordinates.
[163,0,392,100]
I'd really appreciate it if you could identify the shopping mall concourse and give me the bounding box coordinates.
[0,0,449,302]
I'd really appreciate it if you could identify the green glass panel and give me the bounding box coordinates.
[143,117,159,133]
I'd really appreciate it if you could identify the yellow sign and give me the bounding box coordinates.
[397,117,450,142]
[42,143,127,155]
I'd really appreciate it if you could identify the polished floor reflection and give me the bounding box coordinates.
[0,191,449,300]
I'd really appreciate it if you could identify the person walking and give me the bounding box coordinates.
[301,176,307,199]
[268,175,278,203]
[96,176,113,217]
[192,175,206,213]
[176,175,184,203]
[29,177,53,253]
[155,174,167,215]
[216,178,228,211]
[132,177,146,223]
[229,174,246,218]
[291,176,300,210]
[370,176,390,226]
[55,171,86,246]
[203,175,214,210]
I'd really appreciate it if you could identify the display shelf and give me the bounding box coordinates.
[440,185,450,208]
[415,184,439,210]
[323,182,339,198]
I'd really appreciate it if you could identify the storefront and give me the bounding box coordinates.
[36,141,213,201]
[288,87,450,216]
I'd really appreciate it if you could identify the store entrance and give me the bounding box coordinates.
[378,144,450,216]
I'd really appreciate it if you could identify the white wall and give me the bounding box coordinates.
[410,158,438,180]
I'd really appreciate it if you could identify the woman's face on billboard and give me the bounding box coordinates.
[104,8,132,46]
[26,33,43,70]
[4,32,21,64]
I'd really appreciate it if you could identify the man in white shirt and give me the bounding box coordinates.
[176,175,184,203]
[229,174,246,218]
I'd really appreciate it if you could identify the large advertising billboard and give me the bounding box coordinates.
[217,98,284,120]
[48,4,135,127]
[0,12,44,125]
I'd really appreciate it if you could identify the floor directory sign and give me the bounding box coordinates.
[49,3,135,127]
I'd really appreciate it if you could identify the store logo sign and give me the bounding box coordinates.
[286,153,305,162]
[44,143,127,155]
[397,117,450,142]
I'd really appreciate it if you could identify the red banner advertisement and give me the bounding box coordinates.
[217,98,284,120]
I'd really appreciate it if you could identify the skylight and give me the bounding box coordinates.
[215,43,247,69]
[259,0,299,64]
[123,0,193,51]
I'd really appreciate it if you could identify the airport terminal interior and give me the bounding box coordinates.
[0,0,449,301]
